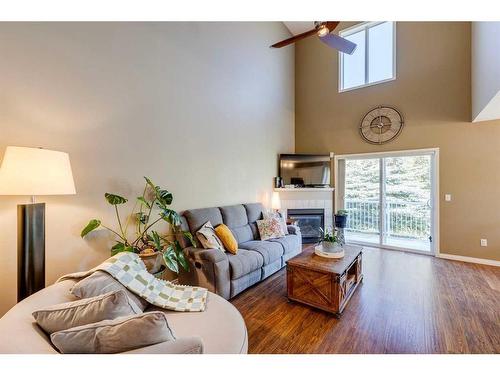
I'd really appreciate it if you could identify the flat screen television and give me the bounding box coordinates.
[279,154,331,187]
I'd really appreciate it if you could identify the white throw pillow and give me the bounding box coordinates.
[196,221,225,251]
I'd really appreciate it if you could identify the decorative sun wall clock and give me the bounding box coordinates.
[360,106,404,144]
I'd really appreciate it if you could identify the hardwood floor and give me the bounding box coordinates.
[231,246,500,354]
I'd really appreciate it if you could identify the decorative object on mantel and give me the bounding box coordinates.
[0,146,76,302]
[334,209,349,245]
[80,177,195,275]
[360,105,404,145]
[316,227,344,258]
[274,176,284,188]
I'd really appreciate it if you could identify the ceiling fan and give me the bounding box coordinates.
[271,21,357,55]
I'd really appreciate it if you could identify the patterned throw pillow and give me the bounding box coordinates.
[196,221,225,251]
[264,210,288,235]
[256,217,285,241]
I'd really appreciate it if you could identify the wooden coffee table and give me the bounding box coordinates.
[286,244,363,317]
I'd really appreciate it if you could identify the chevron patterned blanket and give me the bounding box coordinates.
[58,252,207,312]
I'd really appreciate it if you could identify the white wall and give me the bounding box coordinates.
[0,22,295,316]
[472,22,500,122]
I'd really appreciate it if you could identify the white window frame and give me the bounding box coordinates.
[338,21,397,93]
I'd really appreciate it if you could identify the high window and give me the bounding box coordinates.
[339,21,396,92]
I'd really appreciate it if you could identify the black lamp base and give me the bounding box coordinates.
[17,203,45,302]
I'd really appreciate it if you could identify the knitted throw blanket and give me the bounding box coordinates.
[58,252,207,312]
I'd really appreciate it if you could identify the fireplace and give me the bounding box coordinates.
[287,208,325,244]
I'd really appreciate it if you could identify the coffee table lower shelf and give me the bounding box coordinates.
[286,245,363,318]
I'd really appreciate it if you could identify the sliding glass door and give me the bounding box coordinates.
[343,158,381,245]
[336,149,438,254]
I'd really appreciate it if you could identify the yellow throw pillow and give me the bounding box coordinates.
[215,224,238,254]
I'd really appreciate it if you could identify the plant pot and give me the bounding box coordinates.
[334,215,348,228]
[321,241,338,251]
[139,251,163,274]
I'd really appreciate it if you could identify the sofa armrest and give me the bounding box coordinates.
[287,225,301,235]
[123,336,203,354]
[184,247,226,263]
[178,247,231,300]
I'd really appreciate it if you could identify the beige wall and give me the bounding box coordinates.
[296,22,500,261]
[0,22,294,316]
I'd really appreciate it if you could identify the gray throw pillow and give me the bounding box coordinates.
[50,312,175,354]
[70,270,149,313]
[32,290,136,334]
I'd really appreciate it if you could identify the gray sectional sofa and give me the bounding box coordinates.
[178,203,302,299]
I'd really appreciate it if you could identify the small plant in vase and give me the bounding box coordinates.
[319,227,339,251]
[334,209,348,228]
[80,177,195,275]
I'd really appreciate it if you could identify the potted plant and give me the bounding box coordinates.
[319,227,339,251]
[80,177,195,275]
[334,209,349,228]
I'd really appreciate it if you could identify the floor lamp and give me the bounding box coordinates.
[0,146,76,301]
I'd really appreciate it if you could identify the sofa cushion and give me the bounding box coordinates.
[239,240,284,265]
[32,290,136,334]
[230,225,254,244]
[50,312,175,354]
[220,204,253,244]
[220,205,248,227]
[268,234,301,254]
[244,203,265,240]
[227,249,264,280]
[244,203,265,224]
[184,207,223,234]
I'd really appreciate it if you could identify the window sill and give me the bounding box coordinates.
[339,76,396,93]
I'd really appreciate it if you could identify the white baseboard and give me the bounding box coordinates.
[437,253,500,267]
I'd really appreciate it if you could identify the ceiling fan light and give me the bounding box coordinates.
[317,25,329,37]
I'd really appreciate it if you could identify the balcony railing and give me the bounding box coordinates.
[344,199,430,240]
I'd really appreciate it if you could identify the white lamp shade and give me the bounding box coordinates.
[271,191,281,210]
[0,146,76,196]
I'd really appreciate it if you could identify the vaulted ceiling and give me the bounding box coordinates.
[283,22,316,36]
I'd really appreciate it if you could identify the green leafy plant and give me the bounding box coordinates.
[81,177,195,273]
[336,209,349,216]
[319,227,338,243]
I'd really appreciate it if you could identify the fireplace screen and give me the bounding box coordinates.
[287,209,325,244]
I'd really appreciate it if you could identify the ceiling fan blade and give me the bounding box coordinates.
[271,28,318,48]
[319,33,357,54]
